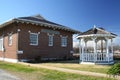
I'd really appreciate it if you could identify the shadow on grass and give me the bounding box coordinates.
[114,60,120,63]
[26,59,120,66]
[27,59,79,64]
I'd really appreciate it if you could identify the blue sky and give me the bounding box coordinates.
[0,0,120,45]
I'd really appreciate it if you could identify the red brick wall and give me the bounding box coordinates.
[17,23,73,60]
[0,23,17,59]
[0,22,74,61]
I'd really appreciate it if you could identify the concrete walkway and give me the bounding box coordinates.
[0,69,21,80]
[19,62,120,80]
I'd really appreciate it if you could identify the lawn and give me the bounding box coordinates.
[0,61,115,80]
[40,60,111,74]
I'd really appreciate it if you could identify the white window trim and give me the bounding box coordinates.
[48,34,53,46]
[61,36,67,47]
[0,36,4,51]
[30,33,38,46]
[8,33,12,46]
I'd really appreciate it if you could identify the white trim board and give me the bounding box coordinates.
[0,57,18,63]
[80,62,95,65]
[79,61,114,65]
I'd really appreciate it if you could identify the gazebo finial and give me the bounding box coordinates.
[93,25,96,28]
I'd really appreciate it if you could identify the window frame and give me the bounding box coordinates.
[30,33,38,46]
[0,37,4,51]
[48,35,53,46]
[8,33,12,46]
[61,36,67,47]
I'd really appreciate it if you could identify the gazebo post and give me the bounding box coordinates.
[111,38,113,61]
[84,40,87,53]
[101,40,103,54]
[84,40,87,61]
[105,37,109,62]
[95,40,97,61]
[79,39,82,62]
[92,37,97,62]
[81,38,85,62]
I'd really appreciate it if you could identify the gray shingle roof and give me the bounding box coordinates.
[0,14,80,34]
[0,15,80,33]
[79,27,117,36]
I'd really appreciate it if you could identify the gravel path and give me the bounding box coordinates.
[0,69,21,80]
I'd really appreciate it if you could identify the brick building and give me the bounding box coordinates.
[0,15,79,62]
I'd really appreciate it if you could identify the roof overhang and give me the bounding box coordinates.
[0,19,15,29]
[0,19,80,34]
[77,34,116,39]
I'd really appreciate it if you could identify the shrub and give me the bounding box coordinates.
[34,56,41,63]
[107,63,120,76]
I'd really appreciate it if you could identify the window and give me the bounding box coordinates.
[48,35,53,46]
[30,33,38,45]
[61,36,67,47]
[0,37,3,51]
[8,34,12,46]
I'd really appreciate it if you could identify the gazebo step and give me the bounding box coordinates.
[95,61,114,65]
[80,61,114,65]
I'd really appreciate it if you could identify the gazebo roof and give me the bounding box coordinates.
[77,26,117,39]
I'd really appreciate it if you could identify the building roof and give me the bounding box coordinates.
[77,26,117,38]
[0,14,80,34]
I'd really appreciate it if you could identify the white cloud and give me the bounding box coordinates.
[73,34,79,48]
[73,41,79,48]
[113,36,120,45]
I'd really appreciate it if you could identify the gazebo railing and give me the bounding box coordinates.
[97,53,107,61]
[109,53,113,61]
[83,53,94,61]
[82,53,113,62]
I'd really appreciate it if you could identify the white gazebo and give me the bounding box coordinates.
[77,26,117,64]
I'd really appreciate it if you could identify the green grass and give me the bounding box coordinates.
[40,61,111,74]
[0,61,116,80]
[62,65,110,73]
[0,62,36,72]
